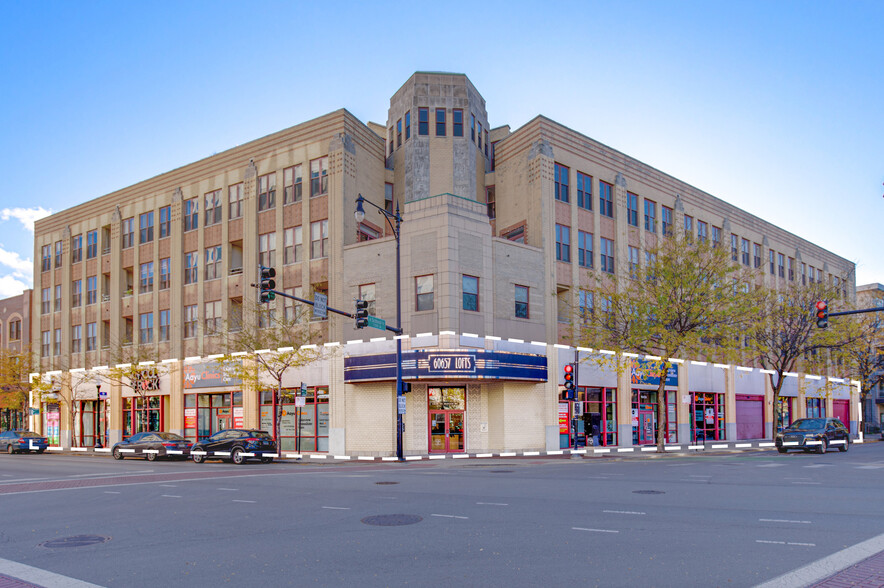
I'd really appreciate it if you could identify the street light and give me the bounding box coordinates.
[354,193,404,462]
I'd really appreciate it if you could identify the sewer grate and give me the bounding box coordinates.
[375,481,399,485]
[632,490,665,495]
[39,535,111,549]
[361,514,422,527]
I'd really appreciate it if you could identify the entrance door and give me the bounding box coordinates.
[429,411,465,453]
[639,410,656,444]
[832,400,849,430]
[736,395,764,440]
[216,415,230,432]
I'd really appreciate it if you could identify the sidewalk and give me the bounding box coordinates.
[811,549,884,587]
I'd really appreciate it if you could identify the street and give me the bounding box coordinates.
[0,444,882,587]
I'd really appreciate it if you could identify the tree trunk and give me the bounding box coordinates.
[656,372,668,452]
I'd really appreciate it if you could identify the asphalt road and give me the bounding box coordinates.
[0,444,882,587]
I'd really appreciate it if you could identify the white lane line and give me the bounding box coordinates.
[792,482,822,485]
[103,491,121,494]
[757,463,785,468]
[232,499,256,503]
[161,494,182,498]
[573,527,619,533]
[856,465,884,469]
[218,488,238,491]
[802,464,829,468]
[756,540,815,547]
[431,514,469,519]
[759,519,812,524]
[0,477,52,483]
[603,510,645,515]
[322,506,351,510]
[159,484,177,487]
[690,475,712,478]
[477,502,509,506]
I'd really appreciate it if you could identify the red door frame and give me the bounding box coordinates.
[691,392,724,442]
[428,410,465,453]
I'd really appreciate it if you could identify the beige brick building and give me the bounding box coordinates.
[30,72,859,454]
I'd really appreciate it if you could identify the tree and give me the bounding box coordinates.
[578,236,754,451]
[0,345,36,430]
[103,342,169,437]
[834,310,883,432]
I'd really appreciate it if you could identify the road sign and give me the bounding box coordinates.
[29,408,39,416]
[98,390,107,399]
[397,396,406,415]
[313,293,327,319]
[295,396,306,407]
[366,315,386,331]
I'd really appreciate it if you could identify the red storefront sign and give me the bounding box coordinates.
[184,408,197,429]
[558,402,570,435]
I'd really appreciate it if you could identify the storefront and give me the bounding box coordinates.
[577,387,617,446]
[428,386,465,452]
[182,361,244,442]
[691,392,725,442]
[122,396,165,438]
[631,389,677,444]
[42,402,60,446]
[75,400,106,447]
[736,394,764,440]
[259,387,329,452]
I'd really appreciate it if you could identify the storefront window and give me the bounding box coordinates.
[42,403,60,446]
[806,398,825,419]
[185,392,243,441]
[260,387,329,452]
[631,389,677,444]
[580,387,617,446]
[691,392,725,442]
[122,396,165,438]
[777,397,793,432]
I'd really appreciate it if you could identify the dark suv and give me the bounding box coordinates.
[776,418,850,454]
[191,429,277,464]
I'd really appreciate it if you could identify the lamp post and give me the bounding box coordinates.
[355,194,404,462]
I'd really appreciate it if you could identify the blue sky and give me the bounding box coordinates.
[1,0,881,297]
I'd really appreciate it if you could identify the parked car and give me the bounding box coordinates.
[775,418,850,454]
[0,430,48,454]
[112,432,193,461]
[191,429,277,464]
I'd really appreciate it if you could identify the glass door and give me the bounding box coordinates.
[639,410,656,444]
[427,387,466,453]
[430,413,447,452]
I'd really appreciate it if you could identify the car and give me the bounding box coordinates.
[775,418,850,454]
[0,430,48,454]
[112,432,193,461]
[191,429,277,465]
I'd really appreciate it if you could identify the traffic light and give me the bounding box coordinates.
[355,299,368,329]
[563,363,575,400]
[259,266,276,303]
[815,300,828,329]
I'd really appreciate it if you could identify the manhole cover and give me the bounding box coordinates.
[40,535,111,549]
[632,490,665,495]
[361,514,422,526]
[490,470,513,473]
[375,481,399,485]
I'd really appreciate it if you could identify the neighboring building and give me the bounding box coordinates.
[856,283,884,430]
[0,289,32,430]
[31,72,859,453]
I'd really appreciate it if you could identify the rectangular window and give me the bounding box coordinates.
[8,319,21,341]
[204,300,221,335]
[159,310,170,342]
[310,220,328,259]
[71,325,82,354]
[205,246,222,280]
[258,173,276,211]
[727,234,736,260]
[139,211,155,243]
[123,317,133,345]
[283,165,303,205]
[159,205,171,238]
[87,275,97,305]
[184,198,198,232]
[741,238,750,266]
[514,285,529,319]
[788,257,795,281]
[816,268,822,283]
[122,217,135,248]
[41,245,51,272]
[416,275,434,311]
[754,243,762,268]
[600,238,615,274]
[405,111,411,140]
[801,262,807,285]
[769,250,775,275]
[284,226,302,264]
[54,285,61,311]
[806,398,826,419]
[599,181,614,217]
[86,230,98,258]
[662,207,673,236]
[258,233,276,268]
[484,130,489,157]
[626,193,638,227]
[477,121,482,149]
[183,305,198,339]
[418,107,429,135]
[453,109,463,136]
[644,199,656,233]
[228,184,243,219]
[71,234,83,263]
[184,251,198,285]
[486,185,496,219]
[41,330,50,357]
[778,253,785,278]
[139,313,153,344]
[41,287,50,314]
[205,190,222,225]
[389,127,393,155]
[86,322,96,352]
[578,231,593,268]
[283,287,303,323]
[555,224,571,262]
[712,226,722,248]
[808,266,815,284]
[579,290,593,322]
[502,225,525,243]
[71,280,82,308]
[576,172,592,210]
[554,163,570,202]
[52,240,62,267]
[684,215,694,240]
[462,275,479,311]
[435,108,446,136]
[139,262,153,294]
[470,113,476,142]
[159,258,170,290]
[385,183,394,214]
[697,221,708,243]
[310,157,328,197]
[396,118,402,148]
[53,328,61,356]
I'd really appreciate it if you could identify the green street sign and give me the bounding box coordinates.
[366,315,386,331]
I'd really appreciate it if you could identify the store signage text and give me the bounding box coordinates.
[183,362,242,389]
[133,368,161,392]
[344,350,547,382]
[427,354,475,374]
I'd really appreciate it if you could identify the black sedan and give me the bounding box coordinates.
[112,432,193,461]
[0,430,48,454]
[191,429,277,464]
[776,418,850,454]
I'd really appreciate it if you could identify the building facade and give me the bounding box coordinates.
[856,283,884,430]
[30,72,859,453]
[0,289,32,430]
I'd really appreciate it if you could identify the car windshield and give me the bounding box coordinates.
[156,432,183,441]
[17,431,41,438]
[788,419,826,431]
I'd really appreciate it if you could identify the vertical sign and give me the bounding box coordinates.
[184,408,197,429]
[558,402,570,435]
[313,293,327,319]
[233,406,244,428]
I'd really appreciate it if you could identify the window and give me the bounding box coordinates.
[578,231,593,268]
[788,257,795,281]
[435,108,446,136]
[284,226,302,264]
[754,243,762,268]
[310,220,328,259]
[388,127,393,155]
[514,285,529,319]
[462,275,478,311]
[41,288,50,314]
[184,198,198,232]
[697,221,708,243]
[502,225,525,243]
[600,238,615,274]
[258,233,276,268]
[71,325,82,353]
[284,287,303,323]
[139,212,155,243]
[54,285,61,312]
[741,239,750,266]
[258,173,276,211]
[554,163,569,202]
[121,217,135,248]
[628,246,640,278]
[644,199,656,233]
[418,107,429,135]
[769,250,775,275]
[453,109,463,136]
[139,313,153,344]
[159,258,170,290]
[54,241,63,267]
[86,322,96,352]
[159,310,170,342]
[778,253,785,278]
[477,121,482,149]
[416,275,434,311]
[184,251,198,285]
[801,262,807,285]
[53,328,61,355]
[576,172,592,210]
[385,183,394,214]
[86,230,98,258]
[662,207,673,236]
[71,280,82,307]
[183,305,198,339]
[486,185,495,219]
[405,111,411,140]
[712,226,722,248]
[817,268,823,284]
[555,224,571,262]
[87,276,97,304]
[41,245,51,272]
[204,190,222,225]
[41,330,50,357]
[8,319,21,341]
[310,157,328,197]
[808,266,815,284]
[159,205,171,238]
[806,398,825,419]
[626,193,638,227]
[684,215,694,240]
[396,118,402,147]
[283,165,303,204]
[205,246,222,281]
[228,184,243,219]
[599,181,613,217]
[470,113,476,142]
[485,130,489,157]
[205,301,221,335]
[71,234,83,263]
[578,290,593,321]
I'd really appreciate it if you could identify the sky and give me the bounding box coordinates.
[0,0,882,297]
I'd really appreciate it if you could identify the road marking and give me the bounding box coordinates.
[690,475,712,478]
[218,488,238,491]
[477,502,508,506]
[792,482,822,485]
[735,443,752,448]
[523,451,540,456]
[665,446,682,451]
[756,540,815,546]
[429,455,446,460]
[759,519,812,524]
[103,491,121,494]
[159,484,177,487]
[617,448,634,453]
[0,556,103,587]
[232,499,256,503]
[357,456,375,461]
[0,477,52,483]
[322,506,350,510]
[603,510,645,515]
[641,447,656,452]
[757,463,785,468]
[161,494,182,498]
[802,464,829,468]
[432,514,468,519]
[856,465,884,469]
[758,442,775,447]
[573,527,619,533]
[711,444,729,449]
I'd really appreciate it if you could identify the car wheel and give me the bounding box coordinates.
[36,449,45,454]
[817,438,827,454]
[260,456,273,464]
[146,451,157,462]
[777,447,787,454]
[6,444,15,455]
[231,448,245,465]
[112,447,124,460]
[192,453,205,464]
[839,439,849,452]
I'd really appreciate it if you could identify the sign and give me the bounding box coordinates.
[313,293,327,319]
[427,354,475,374]
[183,361,242,389]
[344,350,547,382]
[398,396,406,415]
[132,368,161,392]
[98,390,107,399]
[632,408,639,427]
[184,408,197,429]
[630,358,678,387]
[233,406,244,428]
[705,408,715,425]
[295,396,306,407]
[366,315,386,331]
[558,402,570,435]
[29,407,39,416]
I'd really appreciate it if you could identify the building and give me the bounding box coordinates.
[30,72,859,453]
[856,283,884,430]
[0,289,32,430]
